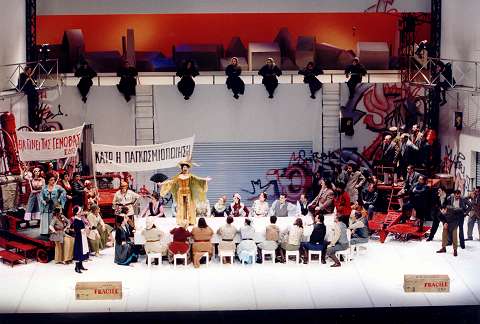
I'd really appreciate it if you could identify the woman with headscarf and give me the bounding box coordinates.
[176,60,199,100]
[73,206,89,273]
[24,167,45,221]
[298,62,323,99]
[40,174,66,235]
[225,57,245,99]
[258,58,282,98]
[230,193,249,217]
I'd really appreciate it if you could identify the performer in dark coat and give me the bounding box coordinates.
[298,62,323,99]
[258,58,282,98]
[409,175,429,232]
[71,172,85,208]
[18,66,39,128]
[344,57,367,100]
[73,207,88,273]
[176,60,199,100]
[75,61,97,103]
[116,61,138,102]
[225,57,245,99]
[114,211,138,266]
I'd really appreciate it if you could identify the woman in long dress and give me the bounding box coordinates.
[24,167,45,221]
[159,160,211,225]
[73,207,89,273]
[298,62,323,99]
[49,206,70,264]
[40,174,66,235]
[87,204,113,250]
[114,210,138,266]
[225,57,245,99]
[176,60,199,100]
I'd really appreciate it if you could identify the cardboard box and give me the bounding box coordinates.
[75,281,122,300]
[403,275,450,293]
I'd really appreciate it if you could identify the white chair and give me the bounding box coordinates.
[241,251,256,265]
[335,229,353,263]
[261,250,276,264]
[147,252,163,269]
[218,250,234,264]
[285,250,300,264]
[198,252,210,267]
[173,253,188,267]
[308,250,322,264]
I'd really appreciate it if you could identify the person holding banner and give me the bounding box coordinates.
[159,160,211,226]
[40,174,67,236]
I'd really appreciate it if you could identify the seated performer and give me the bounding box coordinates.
[191,217,214,268]
[168,221,192,263]
[211,196,230,217]
[217,216,237,263]
[139,192,165,218]
[298,61,323,99]
[300,214,326,264]
[344,57,367,100]
[195,198,211,218]
[87,204,113,249]
[361,183,378,220]
[349,211,369,245]
[270,193,292,217]
[84,180,99,208]
[142,216,168,265]
[257,216,281,262]
[397,165,421,211]
[230,193,249,217]
[251,192,269,217]
[114,211,138,266]
[74,60,97,103]
[116,60,138,102]
[308,179,335,217]
[296,193,310,217]
[279,218,304,263]
[258,58,282,98]
[326,216,349,267]
[176,60,199,100]
[236,218,257,264]
[225,57,245,99]
[112,181,140,219]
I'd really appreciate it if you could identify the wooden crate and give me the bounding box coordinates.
[75,281,122,300]
[404,275,450,293]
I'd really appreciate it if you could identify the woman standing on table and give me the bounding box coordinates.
[258,58,282,98]
[24,167,45,221]
[225,57,245,99]
[49,206,70,264]
[250,192,269,217]
[73,206,89,273]
[40,174,66,235]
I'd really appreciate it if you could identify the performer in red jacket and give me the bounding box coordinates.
[334,182,352,227]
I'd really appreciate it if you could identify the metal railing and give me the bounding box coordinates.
[61,70,401,87]
[0,59,60,98]
[407,56,480,92]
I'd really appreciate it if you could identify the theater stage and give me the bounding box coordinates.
[0,221,479,313]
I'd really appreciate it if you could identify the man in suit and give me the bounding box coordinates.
[397,165,421,211]
[447,190,471,249]
[398,134,419,177]
[467,187,480,240]
[337,161,365,203]
[436,206,459,256]
[380,135,398,165]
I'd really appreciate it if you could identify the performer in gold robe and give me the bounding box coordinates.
[159,160,211,225]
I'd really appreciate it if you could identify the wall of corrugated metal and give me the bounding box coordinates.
[158,141,312,206]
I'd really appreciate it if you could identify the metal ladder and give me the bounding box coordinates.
[321,83,341,154]
[134,85,155,145]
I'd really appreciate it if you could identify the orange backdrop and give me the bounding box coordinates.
[37,13,430,56]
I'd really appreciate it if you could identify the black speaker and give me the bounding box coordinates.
[340,117,354,136]
[454,112,463,130]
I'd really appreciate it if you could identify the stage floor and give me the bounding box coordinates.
[1,226,479,313]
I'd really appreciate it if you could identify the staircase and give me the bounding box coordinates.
[134,85,155,145]
[321,83,341,153]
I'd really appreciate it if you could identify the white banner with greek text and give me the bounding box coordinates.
[16,125,84,161]
[92,136,194,172]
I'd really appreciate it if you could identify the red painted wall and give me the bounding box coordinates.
[37,13,430,56]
